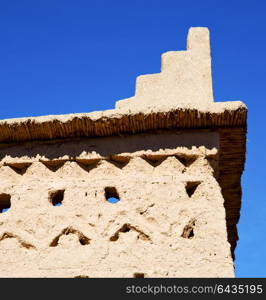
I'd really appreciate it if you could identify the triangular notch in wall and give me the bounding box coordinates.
[40,160,66,172]
[185,181,201,198]
[141,156,166,167]
[4,162,32,175]
[176,155,197,168]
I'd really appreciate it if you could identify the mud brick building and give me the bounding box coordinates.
[0,27,247,277]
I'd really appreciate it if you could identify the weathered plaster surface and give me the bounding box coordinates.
[0,131,235,277]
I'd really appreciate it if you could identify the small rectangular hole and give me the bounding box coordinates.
[0,193,11,213]
[49,190,65,206]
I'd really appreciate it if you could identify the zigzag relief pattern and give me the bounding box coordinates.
[0,232,36,250]
[109,223,151,242]
[0,176,205,250]
[0,152,212,254]
[0,223,151,250]
[49,227,90,247]
[0,154,207,176]
[40,160,67,172]
[3,162,32,175]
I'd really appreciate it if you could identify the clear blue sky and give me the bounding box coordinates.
[0,0,265,277]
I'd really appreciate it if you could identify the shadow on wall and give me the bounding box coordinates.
[0,129,219,160]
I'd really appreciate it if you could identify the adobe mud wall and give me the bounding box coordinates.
[0,27,247,277]
[0,129,236,277]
